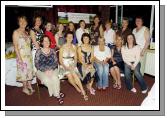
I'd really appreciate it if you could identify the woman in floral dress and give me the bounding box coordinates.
[13,16,34,95]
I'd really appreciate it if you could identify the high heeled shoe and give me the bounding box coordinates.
[22,88,32,95]
[56,97,64,105]
[27,87,35,94]
[83,94,88,101]
[60,92,65,98]
[116,84,121,89]
[89,88,95,95]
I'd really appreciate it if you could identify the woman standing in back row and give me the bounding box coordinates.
[30,16,44,74]
[90,16,104,46]
[13,16,34,95]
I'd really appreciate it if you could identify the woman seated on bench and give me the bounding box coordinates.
[109,34,124,89]
[35,35,64,102]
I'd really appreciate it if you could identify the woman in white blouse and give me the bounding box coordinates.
[94,37,111,90]
[121,34,148,94]
[76,20,89,46]
[104,20,116,49]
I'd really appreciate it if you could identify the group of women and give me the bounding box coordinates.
[13,15,150,104]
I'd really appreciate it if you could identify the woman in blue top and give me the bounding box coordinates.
[35,35,64,103]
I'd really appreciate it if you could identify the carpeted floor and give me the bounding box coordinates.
[5,74,154,106]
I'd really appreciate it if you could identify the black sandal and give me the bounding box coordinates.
[60,92,65,98]
[57,98,64,105]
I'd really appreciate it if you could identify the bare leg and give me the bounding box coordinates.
[72,73,88,100]
[66,73,81,93]
[115,66,121,89]
[88,78,95,95]
[27,81,35,93]
[89,78,94,89]
[110,67,118,88]
[22,81,31,95]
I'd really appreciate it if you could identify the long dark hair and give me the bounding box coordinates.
[67,21,76,32]
[125,33,137,48]
[93,15,102,26]
[33,15,43,26]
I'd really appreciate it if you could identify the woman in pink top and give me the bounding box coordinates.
[121,34,147,94]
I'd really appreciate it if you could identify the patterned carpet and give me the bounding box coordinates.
[5,74,154,106]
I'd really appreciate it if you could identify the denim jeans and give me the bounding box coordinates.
[94,62,109,88]
[124,62,147,91]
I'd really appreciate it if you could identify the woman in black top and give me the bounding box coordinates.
[90,16,104,45]
[77,33,96,95]
[109,34,124,89]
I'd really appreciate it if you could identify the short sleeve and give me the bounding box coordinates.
[106,46,111,58]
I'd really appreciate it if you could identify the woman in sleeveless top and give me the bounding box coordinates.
[132,16,150,76]
[55,23,66,49]
[13,16,34,95]
[90,16,104,45]
[109,35,124,89]
[59,31,88,101]
[30,16,44,50]
[30,16,44,74]
[77,33,96,95]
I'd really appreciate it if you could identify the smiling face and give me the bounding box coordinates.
[127,35,134,46]
[115,36,123,47]
[42,37,50,48]
[58,24,64,31]
[83,36,90,44]
[105,22,111,30]
[35,17,42,27]
[45,22,52,31]
[80,21,85,29]
[66,33,73,43]
[98,37,105,46]
[18,17,27,29]
[94,17,100,25]
[69,23,75,31]
[135,18,143,27]
[122,19,128,29]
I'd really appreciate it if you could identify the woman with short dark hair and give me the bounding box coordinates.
[35,35,64,103]
[77,33,96,95]
[76,20,89,46]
